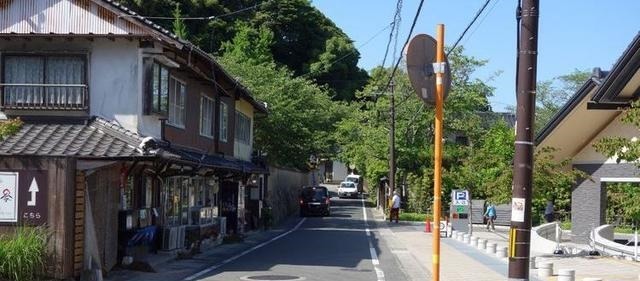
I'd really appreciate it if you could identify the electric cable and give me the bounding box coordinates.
[118,2,264,20]
[382,0,403,68]
[447,0,492,57]
[384,0,425,91]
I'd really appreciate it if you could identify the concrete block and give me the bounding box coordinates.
[581,278,602,281]
[471,236,479,247]
[557,269,575,281]
[463,234,470,244]
[477,239,487,250]
[486,242,497,254]
[496,246,507,258]
[537,262,553,278]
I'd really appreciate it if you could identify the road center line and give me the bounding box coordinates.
[183,218,307,281]
[362,198,385,281]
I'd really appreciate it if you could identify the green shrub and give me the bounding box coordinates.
[560,220,571,230]
[0,226,49,281]
[398,212,432,222]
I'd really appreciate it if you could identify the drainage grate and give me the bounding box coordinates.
[241,275,305,281]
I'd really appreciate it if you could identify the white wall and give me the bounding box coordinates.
[88,40,140,133]
[573,114,640,164]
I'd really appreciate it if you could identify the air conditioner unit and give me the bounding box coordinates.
[161,226,187,250]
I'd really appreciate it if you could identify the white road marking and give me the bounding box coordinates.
[362,198,385,281]
[183,218,307,281]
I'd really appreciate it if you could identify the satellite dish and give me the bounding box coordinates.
[405,34,451,105]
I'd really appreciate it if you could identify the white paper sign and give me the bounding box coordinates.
[511,197,526,222]
[0,172,19,222]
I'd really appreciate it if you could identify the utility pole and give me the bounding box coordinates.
[432,24,445,281]
[389,80,396,201]
[508,0,539,280]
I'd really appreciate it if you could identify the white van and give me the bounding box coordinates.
[344,174,363,193]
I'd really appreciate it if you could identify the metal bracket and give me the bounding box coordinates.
[432,62,447,74]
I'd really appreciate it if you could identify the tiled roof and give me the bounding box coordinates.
[0,117,145,158]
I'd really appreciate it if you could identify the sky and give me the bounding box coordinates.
[311,0,640,112]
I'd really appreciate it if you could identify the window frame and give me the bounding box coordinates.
[150,61,170,115]
[200,95,215,138]
[235,110,251,145]
[168,76,186,128]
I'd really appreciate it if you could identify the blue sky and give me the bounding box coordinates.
[311,1,640,112]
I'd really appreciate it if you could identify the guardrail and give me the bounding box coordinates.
[1,84,88,110]
[591,224,639,259]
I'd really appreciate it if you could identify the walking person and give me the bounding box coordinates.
[484,202,496,231]
[390,191,401,223]
[544,200,555,223]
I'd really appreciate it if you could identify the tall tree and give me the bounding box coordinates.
[535,69,591,132]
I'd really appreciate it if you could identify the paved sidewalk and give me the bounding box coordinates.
[373,209,640,281]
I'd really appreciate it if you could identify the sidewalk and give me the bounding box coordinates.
[104,217,302,281]
[373,209,640,281]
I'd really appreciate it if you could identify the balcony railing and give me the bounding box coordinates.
[0,84,88,110]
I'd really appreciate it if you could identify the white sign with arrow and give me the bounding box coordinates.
[27,178,39,207]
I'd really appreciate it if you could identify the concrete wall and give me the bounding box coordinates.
[266,166,308,225]
[572,163,639,242]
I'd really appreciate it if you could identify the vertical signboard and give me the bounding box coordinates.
[0,172,19,222]
[19,171,48,225]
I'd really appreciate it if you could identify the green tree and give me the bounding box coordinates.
[172,3,188,39]
[535,69,591,132]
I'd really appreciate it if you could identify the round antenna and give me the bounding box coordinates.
[405,34,451,105]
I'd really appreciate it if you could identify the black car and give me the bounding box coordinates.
[299,186,331,217]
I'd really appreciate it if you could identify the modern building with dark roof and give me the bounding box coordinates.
[536,32,640,243]
[0,0,270,278]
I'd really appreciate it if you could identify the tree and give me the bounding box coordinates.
[172,3,188,40]
[219,26,349,169]
[535,69,591,132]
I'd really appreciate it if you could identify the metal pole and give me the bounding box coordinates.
[389,81,396,202]
[432,24,445,281]
[508,0,539,279]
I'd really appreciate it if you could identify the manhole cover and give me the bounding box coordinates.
[241,275,306,281]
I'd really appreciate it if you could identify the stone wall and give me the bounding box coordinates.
[266,166,309,225]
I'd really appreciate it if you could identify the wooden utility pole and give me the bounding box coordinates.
[508,0,539,280]
[389,80,396,200]
[432,24,445,281]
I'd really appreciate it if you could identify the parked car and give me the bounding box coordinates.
[344,174,363,193]
[299,186,331,217]
[338,181,358,199]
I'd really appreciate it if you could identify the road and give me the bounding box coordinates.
[185,184,409,281]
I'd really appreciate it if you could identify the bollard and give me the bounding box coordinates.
[529,256,536,269]
[463,234,470,244]
[486,242,497,254]
[537,262,553,278]
[451,230,458,238]
[457,232,464,241]
[478,239,487,250]
[471,236,479,247]
[496,246,507,258]
[582,278,602,281]
[557,269,575,281]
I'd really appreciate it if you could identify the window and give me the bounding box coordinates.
[235,111,251,144]
[168,77,186,127]
[219,102,228,142]
[2,55,86,109]
[200,95,214,137]
[151,62,169,114]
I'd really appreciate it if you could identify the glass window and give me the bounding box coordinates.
[169,77,186,127]
[219,102,228,142]
[200,95,214,137]
[235,111,251,144]
[3,55,86,108]
[151,62,169,114]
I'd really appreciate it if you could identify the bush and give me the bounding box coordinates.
[398,212,432,222]
[0,226,49,281]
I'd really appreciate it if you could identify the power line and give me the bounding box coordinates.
[459,0,501,50]
[302,22,393,78]
[385,0,425,90]
[391,0,403,66]
[381,0,403,67]
[447,0,492,57]
[118,3,264,20]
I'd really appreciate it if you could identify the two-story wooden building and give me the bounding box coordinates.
[0,0,267,278]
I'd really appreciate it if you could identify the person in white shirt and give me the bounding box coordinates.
[390,191,401,223]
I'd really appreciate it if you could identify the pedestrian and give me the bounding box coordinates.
[390,191,401,223]
[544,200,555,223]
[484,202,496,231]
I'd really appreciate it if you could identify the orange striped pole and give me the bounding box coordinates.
[432,23,445,281]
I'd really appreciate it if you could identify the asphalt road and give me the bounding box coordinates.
[186,184,409,281]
